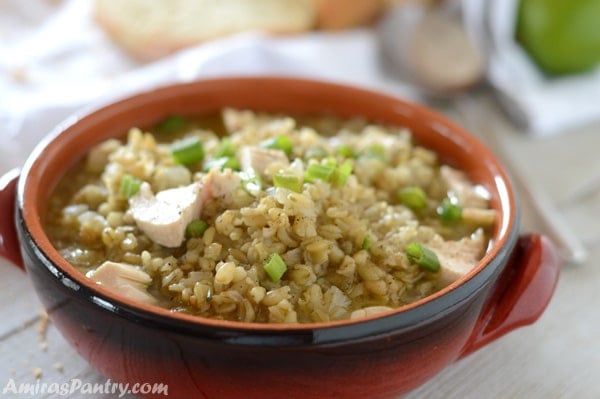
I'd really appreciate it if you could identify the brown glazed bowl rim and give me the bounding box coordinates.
[16,76,519,343]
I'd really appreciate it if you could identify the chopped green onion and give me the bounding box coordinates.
[171,136,205,165]
[304,146,329,161]
[214,137,235,158]
[273,173,302,193]
[361,144,388,162]
[240,169,263,196]
[264,252,287,282]
[397,187,428,210]
[305,162,336,183]
[157,115,186,133]
[203,157,240,172]
[438,198,462,224]
[337,145,357,159]
[186,219,209,238]
[332,159,353,187]
[324,156,338,166]
[405,242,440,272]
[362,235,372,251]
[120,174,141,198]
[260,135,293,156]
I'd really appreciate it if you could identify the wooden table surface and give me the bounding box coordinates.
[1,91,598,398]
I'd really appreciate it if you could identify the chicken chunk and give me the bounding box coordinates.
[87,261,157,304]
[129,181,206,247]
[239,146,289,179]
[440,165,489,208]
[202,168,243,206]
[350,306,393,320]
[462,207,497,226]
[427,229,487,288]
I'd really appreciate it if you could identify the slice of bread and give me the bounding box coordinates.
[313,0,386,30]
[94,0,317,60]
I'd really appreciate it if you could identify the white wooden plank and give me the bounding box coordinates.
[0,309,137,398]
[0,258,46,339]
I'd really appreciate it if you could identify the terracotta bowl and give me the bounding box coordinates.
[0,77,560,399]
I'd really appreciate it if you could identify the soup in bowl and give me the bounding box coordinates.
[45,108,497,324]
[0,77,560,399]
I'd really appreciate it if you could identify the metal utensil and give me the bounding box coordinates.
[378,0,484,98]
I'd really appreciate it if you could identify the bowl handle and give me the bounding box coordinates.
[0,169,24,270]
[459,234,561,358]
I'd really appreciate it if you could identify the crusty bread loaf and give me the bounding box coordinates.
[94,0,394,60]
[94,0,317,60]
[313,0,386,30]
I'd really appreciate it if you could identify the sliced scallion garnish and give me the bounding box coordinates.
[240,169,263,196]
[214,137,235,158]
[171,136,205,165]
[264,252,287,282]
[260,135,293,157]
[332,159,353,187]
[362,235,372,251]
[337,145,357,159]
[305,162,336,183]
[397,187,428,210]
[273,173,302,193]
[405,242,440,272]
[203,157,240,172]
[120,174,142,198]
[304,146,329,161]
[361,144,387,162]
[438,198,462,224]
[157,115,186,133]
[186,219,209,238]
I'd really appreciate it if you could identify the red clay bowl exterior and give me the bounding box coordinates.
[0,77,560,399]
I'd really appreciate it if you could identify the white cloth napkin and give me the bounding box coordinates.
[463,0,600,136]
[3,0,598,178]
[0,0,418,174]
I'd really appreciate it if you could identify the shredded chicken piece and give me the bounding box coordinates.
[87,261,157,304]
[202,168,242,206]
[440,165,489,208]
[350,306,393,319]
[239,146,289,179]
[462,207,496,226]
[129,181,206,247]
[427,229,487,288]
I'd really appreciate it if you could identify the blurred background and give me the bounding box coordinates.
[1,0,599,398]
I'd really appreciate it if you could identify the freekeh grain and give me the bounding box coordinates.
[44,109,495,323]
